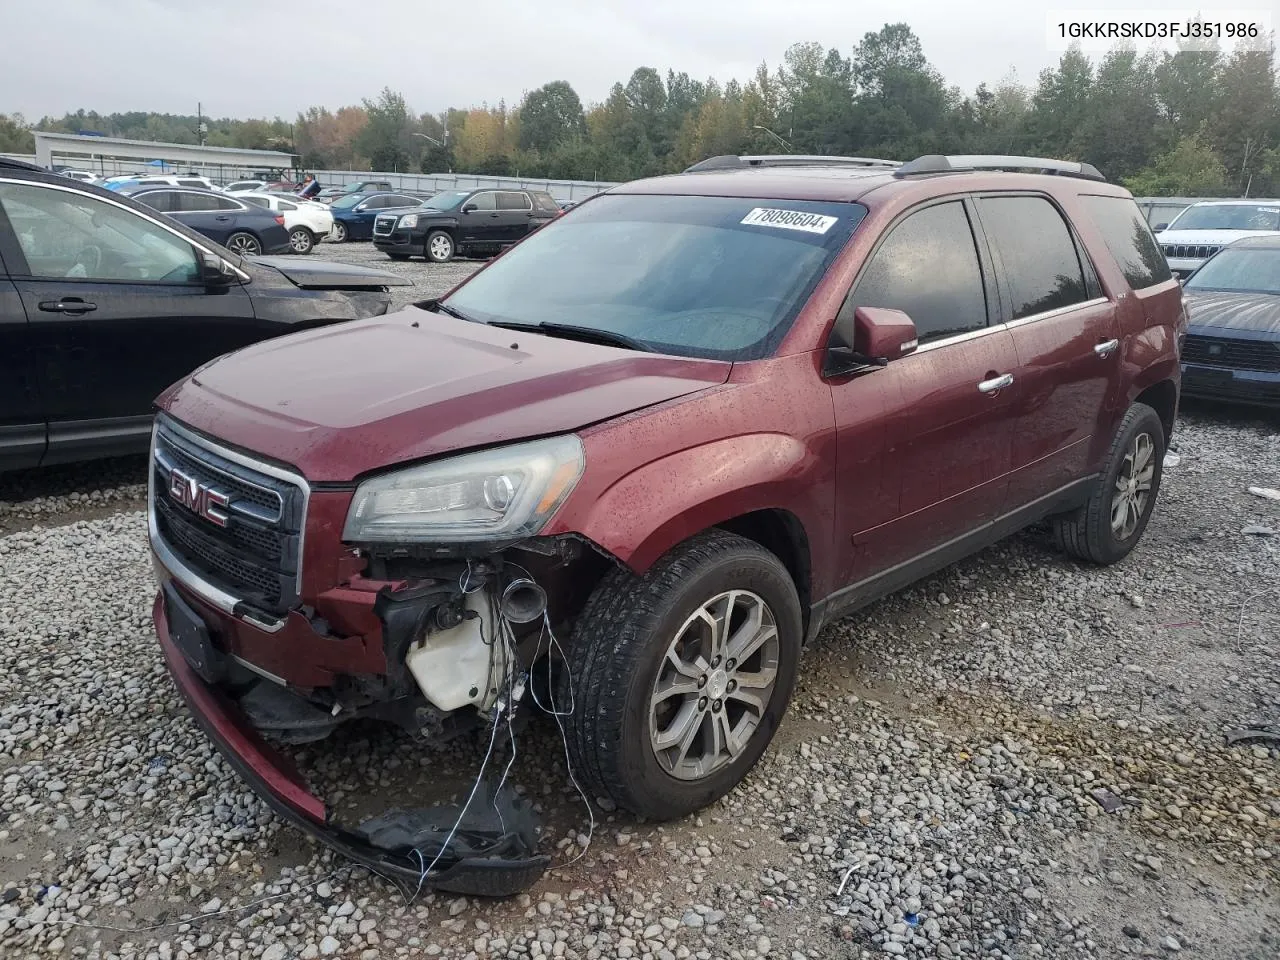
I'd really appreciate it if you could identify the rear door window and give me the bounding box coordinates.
[975,195,1090,319]
[843,200,989,342]
[139,191,179,213]
[532,191,560,214]
[1080,195,1173,289]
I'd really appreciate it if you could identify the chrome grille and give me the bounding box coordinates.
[373,214,397,236]
[150,419,305,616]
[1183,334,1280,372]
[1163,244,1220,261]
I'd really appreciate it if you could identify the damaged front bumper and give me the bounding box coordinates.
[153,590,550,896]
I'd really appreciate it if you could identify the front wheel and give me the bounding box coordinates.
[425,229,455,263]
[559,530,801,821]
[288,227,314,254]
[1053,402,1165,565]
[330,222,348,243]
[225,232,261,256]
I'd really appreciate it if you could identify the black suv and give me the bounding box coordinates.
[372,187,561,262]
[0,159,410,471]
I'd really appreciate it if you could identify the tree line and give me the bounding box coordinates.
[3,24,1277,196]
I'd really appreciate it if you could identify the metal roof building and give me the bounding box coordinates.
[33,131,295,177]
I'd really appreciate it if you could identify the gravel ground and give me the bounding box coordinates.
[1,388,1277,960]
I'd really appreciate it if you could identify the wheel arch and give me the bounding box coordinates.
[1133,378,1178,444]
[714,509,812,635]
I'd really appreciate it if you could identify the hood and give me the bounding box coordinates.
[1185,289,1280,335]
[158,307,731,482]
[1155,228,1280,246]
[249,256,411,289]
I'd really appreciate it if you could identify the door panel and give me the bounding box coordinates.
[973,194,1121,508]
[0,278,46,470]
[849,330,1019,575]
[460,192,501,243]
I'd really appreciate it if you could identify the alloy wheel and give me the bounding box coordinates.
[648,590,779,781]
[429,234,453,261]
[227,233,261,256]
[1111,431,1155,540]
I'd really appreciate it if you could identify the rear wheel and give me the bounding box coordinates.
[226,232,261,256]
[288,227,314,254]
[559,530,801,820]
[425,230,455,263]
[1053,402,1165,565]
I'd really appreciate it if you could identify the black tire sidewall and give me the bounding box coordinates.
[613,552,801,819]
[426,230,454,262]
[1094,406,1165,563]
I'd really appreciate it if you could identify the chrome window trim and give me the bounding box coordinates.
[914,297,1109,354]
[0,176,251,281]
[148,415,311,634]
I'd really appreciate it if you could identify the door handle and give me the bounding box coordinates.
[38,299,97,314]
[489,212,500,218]
[977,373,1013,394]
[215,215,232,222]
[1094,338,1119,358]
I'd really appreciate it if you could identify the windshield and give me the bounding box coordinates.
[1169,204,1280,231]
[330,194,366,210]
[423,190,469,210]
[443,194,867,361]
[1185,248,1280,294]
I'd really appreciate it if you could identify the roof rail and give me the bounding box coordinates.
[683,154,901,173]
[894,154,1105,182]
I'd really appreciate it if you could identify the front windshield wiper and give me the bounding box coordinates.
[430,301,477,323]
[485,320,650,352]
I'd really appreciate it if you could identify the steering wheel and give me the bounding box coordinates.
[72,244,102,277]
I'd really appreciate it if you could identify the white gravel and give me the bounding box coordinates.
[1,407,1276,960]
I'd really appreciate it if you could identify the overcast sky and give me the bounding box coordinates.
[0,0,1263,120]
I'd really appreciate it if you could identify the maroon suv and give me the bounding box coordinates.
[148,153,1184,892]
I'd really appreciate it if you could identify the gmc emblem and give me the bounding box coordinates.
[169,467,230,527]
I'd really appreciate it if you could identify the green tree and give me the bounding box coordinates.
[358,88,413,171]
[0,113,34,153]
[1123,131,1229,195]
[518,81,587,153]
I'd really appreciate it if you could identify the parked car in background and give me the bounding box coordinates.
[237,192,334,254]
[121,186,292,256]
[328,191,423,242]
[144,154,1182,889]
[1179,236,1280,407]
[316,180,396,204]
[104,174,220,193]
[372,187,561,261]
[60,170,99,183]
[1155,199,1280,277]
[0,157,412,472]
[224,180,270,194]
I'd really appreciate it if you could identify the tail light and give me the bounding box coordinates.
[274,215,286,226]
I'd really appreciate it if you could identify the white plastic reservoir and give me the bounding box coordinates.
[405,590,506,712]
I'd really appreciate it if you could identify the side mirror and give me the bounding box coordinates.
[462,203,478,214]
[1153,223,1169,232]
[824,306,918,377]
[199,251,237,286]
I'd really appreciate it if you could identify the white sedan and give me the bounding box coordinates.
[238,192,335,254]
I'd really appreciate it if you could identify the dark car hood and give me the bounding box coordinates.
[249,256,412,289]
[158,307,731,482]
[1185,289,1280,334]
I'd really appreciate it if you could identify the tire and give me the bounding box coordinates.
[1053,402,1165,565]
[225,232,261,256]
[330,222,348,243]
[288,227,314,254]
[558,530,802,821]
[425,229,455,263]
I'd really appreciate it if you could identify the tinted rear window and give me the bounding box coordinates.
[976,196,1089,319]
[532,191,560,213]
[1081,195,1172,290]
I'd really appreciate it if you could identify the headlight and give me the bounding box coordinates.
[343,435,585,542]
[398,214,419,229]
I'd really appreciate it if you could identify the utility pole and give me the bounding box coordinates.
[196,102,207,147]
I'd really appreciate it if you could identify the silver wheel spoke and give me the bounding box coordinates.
[653,701,700,751]
[665,647,703,680]
[727,685,768,715]
[673,711,706,769]
[652,672,701,705]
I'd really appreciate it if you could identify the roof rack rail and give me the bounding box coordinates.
[683,154,901,173]
[894,154,1105,182]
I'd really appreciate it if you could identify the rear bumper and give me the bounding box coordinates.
[153,589,550,896]
[1181,362,1280,406]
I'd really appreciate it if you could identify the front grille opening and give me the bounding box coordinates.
[1184,335,1280,372]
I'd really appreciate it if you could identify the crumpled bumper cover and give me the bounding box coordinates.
[153,591,550,897]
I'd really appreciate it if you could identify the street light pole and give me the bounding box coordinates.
[752,124,792,153]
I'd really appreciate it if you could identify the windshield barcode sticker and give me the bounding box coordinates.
[740,207,838,234]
